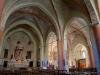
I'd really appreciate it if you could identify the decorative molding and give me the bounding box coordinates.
[84,0,99,25]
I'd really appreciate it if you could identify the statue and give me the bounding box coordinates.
[14,41,23,63]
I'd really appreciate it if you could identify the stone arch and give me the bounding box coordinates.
[0,19,44,67]
[2,20,43,49]
[45,26,58,41]
[0,1,60,40]
[2,28,37,52]
[1,28,37,66]
[73,43,89,68]
[84,0,99,24]
[64,17,91,45]
[44,26,57,57]
[64,17,95,68]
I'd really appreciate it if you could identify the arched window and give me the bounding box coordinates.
[81,46,86,59]
[47,32,58,68]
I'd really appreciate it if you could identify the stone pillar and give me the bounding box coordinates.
[0,30,3,55]
[88,46,95,68]
[92,24,100,73]
[0,0,5,56]
[64,37,69,72]
[0,30,3,42]
[0,0,4,16]
[57,39,64,70]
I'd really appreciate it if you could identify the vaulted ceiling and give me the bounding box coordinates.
[2,0,97,45]
[63,0,90,17]
[5,6,56,42]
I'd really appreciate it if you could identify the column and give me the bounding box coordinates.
[64,36,69,72]
[88,46,96,68]
[57,39,64,70]
[40,44,45,68]
[92,24,100,73]
[0,30,3,56]
[0,0,4,16]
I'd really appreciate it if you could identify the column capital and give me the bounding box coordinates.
[91,22,99,26]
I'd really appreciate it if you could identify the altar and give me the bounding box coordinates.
[8,59,29,68]
[14,63,28,68]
